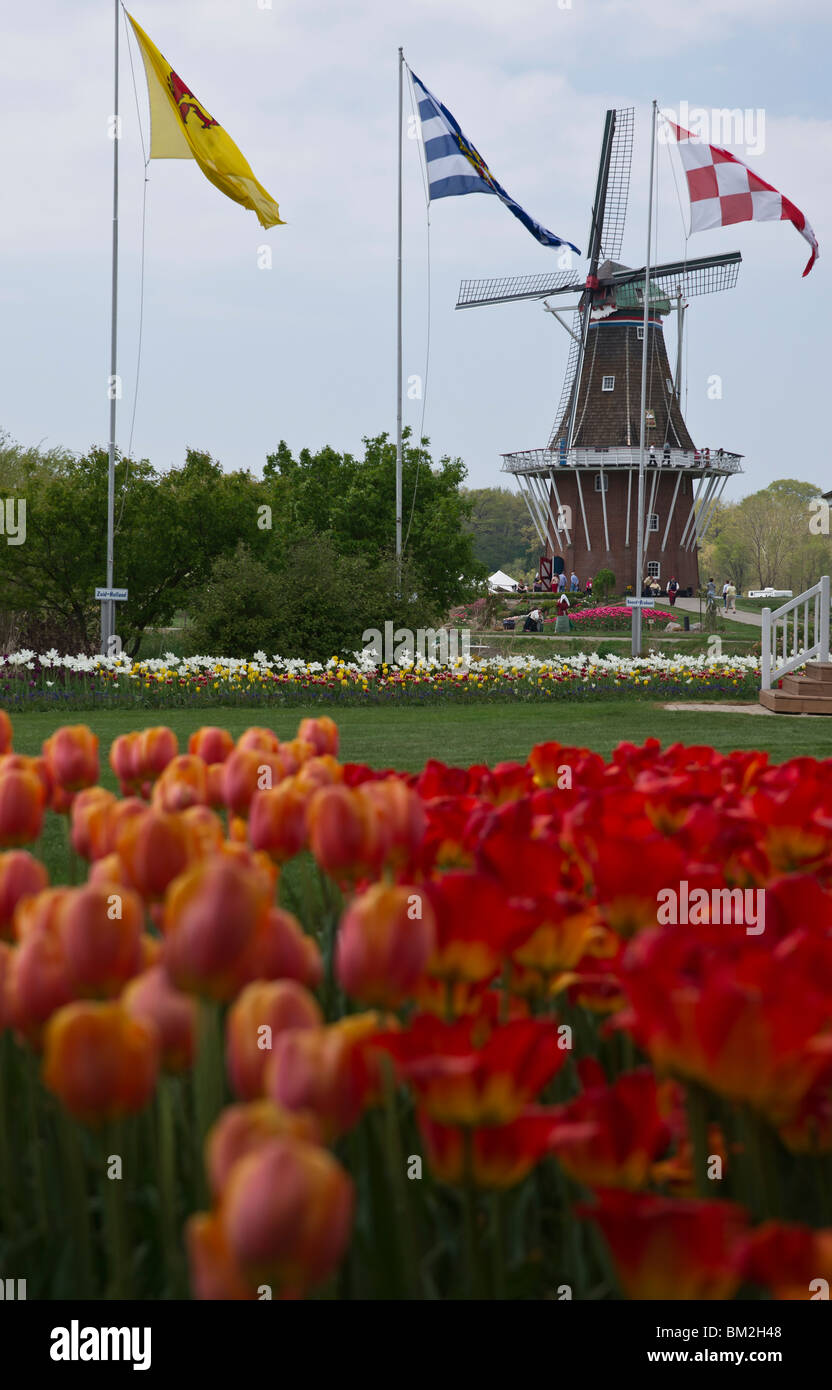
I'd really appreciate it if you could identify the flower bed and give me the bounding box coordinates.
[1,712,830,1300]
[545,605,673,630]
[0,649,761,709]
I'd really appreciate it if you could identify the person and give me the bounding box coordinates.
[517,581,528,593]
[557,571,567,593]
[532,575,543,593]
[667,575,679,607]
[649,444,657,466]
[663,442,671,466]
[555,592,571,633]
[585,577,593,594]
[722,580,729,611]
[570,571,579,592]
[706,577,716,600]
[726,580,737,613]
[523,607,543,633]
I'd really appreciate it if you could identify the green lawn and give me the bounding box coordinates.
[12,701,832,885]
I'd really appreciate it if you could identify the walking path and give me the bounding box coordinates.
[656,598,763,628]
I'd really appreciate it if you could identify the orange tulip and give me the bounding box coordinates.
[221,748,284,818]
[0,849,49,940]
[116,809,197,901]
[42,724,99,793]
[206,1099,322,1197]
[109,732,143,795]
[235,907,323,993]
[180,805,226,857]
[217,1135,353,1296]
[189,726,235,765]
[69,787,116,860]
[356,779,425,873]
[42,1001,160,1123]
[294,756,343,795]
[227,980,323,1099]
[57,882,144,998]
[0,769,45,847]
[265,1014,382,1141]
[0,708,12,755]
[162,858,271,1000]
[307,784,388,883]
[248,780,309,863]
[297,716,339,758]
[0,752,53,803]
[186,1212,254,1301]
[122,965,197,1072]
[0,940,12,1033]
[151,755,209,813]
[237,727,281,755]
[335,883,435,1008]
[138,725,179,781]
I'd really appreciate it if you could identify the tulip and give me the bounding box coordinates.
[42,725,99,793]
[248,780,309,863]
[0,850,49,940]
[547,1065,672,1190]
[307,785,387,883]
[356,779,425,873]
[0,769,45,847]
[69,787,117,860]
[206,1100,322,1197]
[186,1212,254,1300]
[122,965,197,1072]
[0,752,53,802]
[227,980,322,1099]
[58,882,144,998]
[116,809,197,901]
[109,732,143,796]
[418,1108,591,1190]
[234,907,323,993]
[237,727,281,755]
[151,755,209,813]
[221,748,284,818]
[0,940,13,1033]
[42,1001,160,1124]
[424,872,531,986]
[0,709,12,755]
[188,727,235,765]
[218,1135,354,1296]
[335,883,435,1008]
[180,805,226,857]
[294,756,343,795]
[297,716,339,758]
[265,1014,382,1141]
[736,1221,832,1300]
[579,1190,747,1300]
[138,725,179,781]
[162,858,271,1000]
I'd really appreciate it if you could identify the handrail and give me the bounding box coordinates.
[761,576,830,690]
[501,446,744,476]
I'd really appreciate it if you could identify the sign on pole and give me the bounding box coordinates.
[625,596,653,607]
[95,588,128,602]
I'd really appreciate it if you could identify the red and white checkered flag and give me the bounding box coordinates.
[667,120,819,276]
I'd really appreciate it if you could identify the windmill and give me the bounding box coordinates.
[456,108,743,596]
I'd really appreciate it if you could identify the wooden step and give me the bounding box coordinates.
[759,687,832,714]
[801,661,832,683]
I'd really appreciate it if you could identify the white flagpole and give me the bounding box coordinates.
[102,0,120,655]
[395,47,404,582]
[632,99,657,658]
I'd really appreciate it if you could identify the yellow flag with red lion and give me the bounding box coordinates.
[127,14,284,229]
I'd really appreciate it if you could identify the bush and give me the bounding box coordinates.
[594,569,616,603]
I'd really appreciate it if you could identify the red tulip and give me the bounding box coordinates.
[189,726,235,765]
[58,882,144,998]
[42,725,99,794]
[0,849,49,940]
[0,709,12,755]
[248,781,309,863]
[297,716,339,758]
[42,1000,160,1123]
[162,858,271,1000]
[0,769,45,847]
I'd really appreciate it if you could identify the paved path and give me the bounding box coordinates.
[655,598,763,627]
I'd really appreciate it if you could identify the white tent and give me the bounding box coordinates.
[488,569,519,592]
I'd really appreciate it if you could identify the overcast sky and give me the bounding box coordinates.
[1,0,829,506]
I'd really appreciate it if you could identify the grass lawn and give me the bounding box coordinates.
[12,701,832,887]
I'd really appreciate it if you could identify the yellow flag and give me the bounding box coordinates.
[127,14,284,229]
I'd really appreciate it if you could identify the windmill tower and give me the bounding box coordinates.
[457,109,744,594]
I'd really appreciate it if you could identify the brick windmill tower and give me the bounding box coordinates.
[457,108,744,594]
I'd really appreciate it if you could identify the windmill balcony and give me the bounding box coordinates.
[501,446,744,476]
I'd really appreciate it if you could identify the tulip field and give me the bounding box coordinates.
[1,706,832,1307]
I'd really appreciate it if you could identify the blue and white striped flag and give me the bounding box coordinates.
[410,68,580,253]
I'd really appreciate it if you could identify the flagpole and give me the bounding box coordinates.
[395,47,404,584]
[632,99,657,658]
[102,0,120,655]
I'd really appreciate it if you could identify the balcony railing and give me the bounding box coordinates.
[501,446,744,476]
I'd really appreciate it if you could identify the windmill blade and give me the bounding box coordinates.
[456,270,583,309]
[609,251,741,302]
[547,309,582,447]
[598,107,634,264]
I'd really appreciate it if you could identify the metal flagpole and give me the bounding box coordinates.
[395,47,404,584]
[632,99,657,658]
[102,0,120,655]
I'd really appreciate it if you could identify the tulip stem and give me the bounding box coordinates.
[156,1076,181,1294]
[0,1035,17,1236]
[490,1191,506,1299]
[194,1000,225,1206]
[685,1083,712,1198]
[381,1056,420,1299]
[25,1048,48,1233]
[61,1110,94,1298]
[102,1120,130,1299]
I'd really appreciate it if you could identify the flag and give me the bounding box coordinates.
[409,68,580,253]
[127,14,283,229]
[667,120,817,276]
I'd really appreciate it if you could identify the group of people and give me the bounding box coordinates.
[706,577,737,612]
[531,571,591,595]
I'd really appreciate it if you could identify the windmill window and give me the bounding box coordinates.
[637,326,645,340]
[601,376,615,391]
[594,474,609,492]
[647,561,661,578]
[648,513,659,532]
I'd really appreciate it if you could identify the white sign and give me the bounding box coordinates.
[95,588,128,601]
[625,596,654,607]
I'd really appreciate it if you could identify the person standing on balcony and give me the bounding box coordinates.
[663,442,671,466]
[649,444,657,466]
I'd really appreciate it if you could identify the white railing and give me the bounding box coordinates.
[761,575,830,690]
[501,446,744,476]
